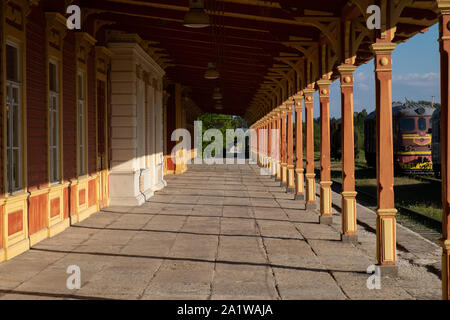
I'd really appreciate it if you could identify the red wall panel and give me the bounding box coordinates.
[50,197,60,218]
[28,194,47,235]
[63,187,69,219]
[88,179,96,207]
[70,185,77,216]
[0,206,3,249]
[79,189,86,206]
[8,210,23,236]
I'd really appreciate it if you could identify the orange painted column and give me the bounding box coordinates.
[271,115,278,177]
[262,119,266,167]
[337,65,358,242]
[317,80,333,224]
[256,124,261,166]
[371,42,398,275]
[287,102,295,192]
[267,115,272,170]
[295,95,305,200]
[280,105,288,186]
[264,118,269,167]
[438,3,450,299]
[303,89,316,209]
[276,110,282,180]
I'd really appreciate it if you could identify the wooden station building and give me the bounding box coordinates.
[1,0,450,299]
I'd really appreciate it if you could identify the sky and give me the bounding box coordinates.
[313,23,440,119]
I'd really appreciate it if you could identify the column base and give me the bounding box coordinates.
[341,191,358,238]
[287,165,295,189]
[281,163,288,185]
[295,168,304,198]
[276,161,282,180]
[378,264,399,277]
[305,173,316,205]
[286,188,296,194]
[341,233,358,244]
[305,203,317,210]
[319,215,333,225]
[320,181,333,217]
[295,193,305,201]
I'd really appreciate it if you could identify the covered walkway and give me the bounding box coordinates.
[0,164,441,300]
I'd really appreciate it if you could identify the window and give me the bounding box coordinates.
[49,61,60,183]
[77,72,86,176]
[6,43,22,194]
[418,118,427,131]
[399,118,415,132]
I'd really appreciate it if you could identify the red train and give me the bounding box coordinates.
[364,103,436,174]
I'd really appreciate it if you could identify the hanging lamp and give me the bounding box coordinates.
[212,87,223,100]
[183,0,210,28]
[204,62,220,80]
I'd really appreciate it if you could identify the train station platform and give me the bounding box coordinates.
[0,164,442,300]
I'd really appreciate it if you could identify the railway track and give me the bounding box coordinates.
[314,165,442,243]
[330,178,442,243]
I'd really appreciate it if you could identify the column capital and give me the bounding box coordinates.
[337,64,357,75]
[317,80,332,98]
[316,79,332,87]
[370,42,396,54]
[438,0,450,14]
[303,88,315,95]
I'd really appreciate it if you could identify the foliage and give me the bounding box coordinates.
[196,113,248,155]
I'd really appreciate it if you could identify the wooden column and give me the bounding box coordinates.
[438,2,450,299]
[281,105,288,185]
[256,124,260,166]
[303,89,316,209]
[295,95,305,200]
[271,115,278,177]
[276,111,282,180]
[370,42,398,275]
[317,80,333,224]
[267,115,272,170]
[337,65,358,242]
[287,102,295,192]
[262,119,266,167]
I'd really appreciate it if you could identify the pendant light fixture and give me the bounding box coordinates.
[214,101,223,110]
[212,87,223,100]
[204,62,220,80]
[183,0,210,28]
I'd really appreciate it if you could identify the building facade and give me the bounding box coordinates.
[0,1,198,262]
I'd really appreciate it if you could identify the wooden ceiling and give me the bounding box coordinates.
[45,0,439,118]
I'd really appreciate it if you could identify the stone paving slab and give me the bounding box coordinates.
[0,163,442,300]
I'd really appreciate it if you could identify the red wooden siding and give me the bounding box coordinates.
[88,179,96,207]
[0,206,3,249]
[8,210,23,236]
[0,7,3,196]
[50,197,60,218]
[28,194,47,235]
[88,49,97,175]
[79,189,86,206]
[63,32,77,181]
[97,80,106,169]
[70,185,77,216]
[26,6,48,190]
[63,187,69,219]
